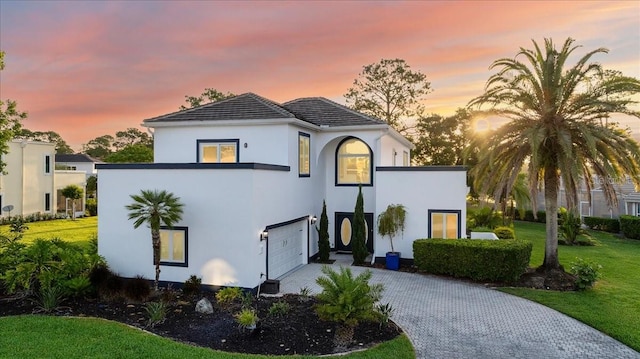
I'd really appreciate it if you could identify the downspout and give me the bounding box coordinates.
[20,140,27,215]
[371,129,389,265]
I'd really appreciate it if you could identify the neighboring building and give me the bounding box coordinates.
[0,140,87,218]
[55,153,102,178]
[97,93,468,290]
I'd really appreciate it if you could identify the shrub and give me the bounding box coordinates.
[467,207,501,229]
[570,258,602,290]
[299,286,312,302]
[315,266,383,327]
[101,274,125,299]
[34,285,65,313]
[235,308,258,331]
[182,275,202,297]
[583,216,620,233]
[216,287,243,307]
[123,275,151,302]
[375,302,395,328]
[493,226,515,239]
[470,226,493,233]
[85,198,98,216]
[413,238,532,283]
[352,186,368,265]
[145,301,167,327]
[619,215,640,239]
[63,277,92,297]
[89,263,114,289]
[317,200,331,262]
[268,301,291,317]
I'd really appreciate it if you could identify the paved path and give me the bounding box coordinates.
[279,255,640,359]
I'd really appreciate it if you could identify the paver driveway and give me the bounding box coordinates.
[279,257,640,359]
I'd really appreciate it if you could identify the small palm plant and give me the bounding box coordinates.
[126,189,184,291]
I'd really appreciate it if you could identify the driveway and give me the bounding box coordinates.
[279,256,640,359]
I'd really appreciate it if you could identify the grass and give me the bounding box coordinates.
[0,315,415,359]
[0,216,97,249]
[502,221,640,351]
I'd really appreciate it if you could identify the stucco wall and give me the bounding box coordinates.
[374,167,468,259]
[152,123,290,165]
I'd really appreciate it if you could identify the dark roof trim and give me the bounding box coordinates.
[55,153,100,163]
[376,166,467,172]
[265,216,310,230]
[97,162,290,171]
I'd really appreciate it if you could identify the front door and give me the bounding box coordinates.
[335,212,374,253]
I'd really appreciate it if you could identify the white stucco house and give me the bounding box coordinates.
[55,153,102,179]
[97,93,467,290]
[1,140,87,218]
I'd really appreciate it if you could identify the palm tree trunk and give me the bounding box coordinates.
[151,229,161,291]
[542,166,561,270]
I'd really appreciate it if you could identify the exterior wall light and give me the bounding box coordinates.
[260,230,268,241]
[310,216,318,225]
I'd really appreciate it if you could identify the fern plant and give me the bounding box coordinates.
[315,266,383,327]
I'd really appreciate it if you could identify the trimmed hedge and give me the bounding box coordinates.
[620,215,640,240]
[583,216,620,233]
[493,226,515,239]
[413,238,532,283]
[515,210,546,223]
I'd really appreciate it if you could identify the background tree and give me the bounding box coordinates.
[344,58,431,135]
[316,200,330,262]
[61,185,84,220]
[17,129,73,154]
[412,108,472,165]
[113,128,153,151]
[180,88,235,110]
[126,189,184,290]
[104,144,153,163]
[86,175,97,198]
[82,135,114,160]
[0,51,27,173]
[469,37,640,272]
[351,186,368,265]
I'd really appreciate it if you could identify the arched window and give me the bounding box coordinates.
[336,137,372,186]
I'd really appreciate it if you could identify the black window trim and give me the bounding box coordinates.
[158,226,189,267]
[298,132,311,178]
[196,139,240,163]
[427,209,462,239]
[334,136,374,187]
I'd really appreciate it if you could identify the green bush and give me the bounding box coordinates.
[493,226,515,239]
[317,200,331,262]
[315,266,383,327]
[123,275,151,302]
[85,199,98,216]
[216,287,243,307]
[570,258,602,290]
[467,207,501,229]
[268,301,291,317]
[583,216,620,233]
[145,301,167,327]
[182,275,202,297]
[470,226,493,233]
[235,308,258,331]
[620,215,640,240]
[413,238,532,283]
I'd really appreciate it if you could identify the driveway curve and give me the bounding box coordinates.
[279,260,640,359]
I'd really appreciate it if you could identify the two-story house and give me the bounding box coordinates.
[97,93,467,289]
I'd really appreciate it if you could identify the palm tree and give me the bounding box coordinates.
[126,189,184,290]
[468,38,640,271]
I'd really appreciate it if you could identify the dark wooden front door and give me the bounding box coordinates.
[335,212,374,253]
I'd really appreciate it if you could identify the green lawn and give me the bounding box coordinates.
[503,221,640,351]
[0,316,415,359]
[0,216,97,248]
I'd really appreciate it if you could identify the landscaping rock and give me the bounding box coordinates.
[195,298,213,314]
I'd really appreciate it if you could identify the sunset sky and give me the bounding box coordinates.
[1,0,639,150]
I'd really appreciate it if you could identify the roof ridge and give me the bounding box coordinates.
[284,97,386,125]
[243,93,295,118]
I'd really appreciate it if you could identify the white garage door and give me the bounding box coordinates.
[268,220,307,279]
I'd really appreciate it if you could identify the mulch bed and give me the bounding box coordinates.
[0,291,402,356]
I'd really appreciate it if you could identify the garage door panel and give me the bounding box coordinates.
[268,220,306,279]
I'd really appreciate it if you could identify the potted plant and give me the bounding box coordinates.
[377,204,406,270]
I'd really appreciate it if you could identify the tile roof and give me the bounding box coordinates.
[283,97,386,127]
[55,153,101,163]
[144,93,295,123]
[143,92,387,128]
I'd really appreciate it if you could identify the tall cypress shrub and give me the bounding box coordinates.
[317,200,331,262]
[352,186,368,265]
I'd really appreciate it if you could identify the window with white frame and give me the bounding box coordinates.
[197,140,238,163]
[299,132,310,177]
[159,227,188,266]
[403,151,409,166]
[428,210,461,239]
[336,137,372,185]
[44,155,51,174]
